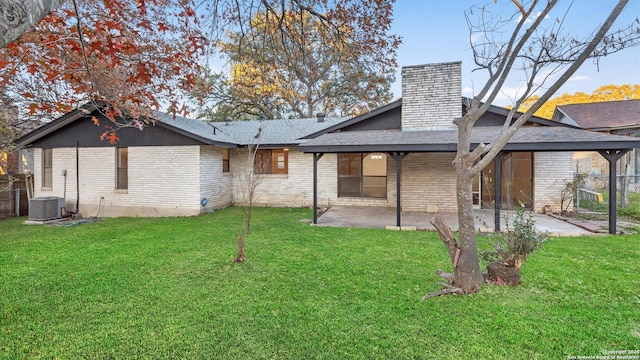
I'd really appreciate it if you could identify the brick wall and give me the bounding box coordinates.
[534,152,574,213]
[401,153,457,212]
[34,146,205,217]
[230,148,337,208]
[401,62,462,130]
[200,146,232,211]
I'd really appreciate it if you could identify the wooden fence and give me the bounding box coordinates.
[0,175,31,218]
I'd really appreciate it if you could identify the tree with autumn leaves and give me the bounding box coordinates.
[517,84,640,119]
[1,0,399,138]
[0,0,205,145]
[197,10,398,120]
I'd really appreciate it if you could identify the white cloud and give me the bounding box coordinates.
[569,75,590,82]
[517,11,549,25]
[470,33,483,44]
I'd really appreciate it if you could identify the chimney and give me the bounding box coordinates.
[224,116,232,126]
[316,112,325,123]
[401,62,462,131]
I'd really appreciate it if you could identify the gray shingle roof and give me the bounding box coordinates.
[555,99,640,130]
[299,126,640,153]
[153,112,347,146]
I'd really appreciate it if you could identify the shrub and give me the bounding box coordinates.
[480,207,549,269]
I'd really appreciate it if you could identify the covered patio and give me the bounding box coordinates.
[316,206,593,236]
[301,126,640,235]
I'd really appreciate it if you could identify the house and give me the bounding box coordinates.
[552,99,640,184]
[15,62,640,233]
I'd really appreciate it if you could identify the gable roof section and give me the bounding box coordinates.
[301,99,402,139]
[15,102,101,148]
[16,105,349,148]
[552,99,640,131]
[300,97,569,141]
[299,126,640,153]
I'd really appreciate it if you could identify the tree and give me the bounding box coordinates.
[0,0,62,49]
[235,128,263,262]
[517,84,640,119]
[195,4,399,120]
[0,0,205,144]
[426,0,639,298]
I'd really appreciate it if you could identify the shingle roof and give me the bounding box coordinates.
[154,112,347,146]
[555,99,640,130]
[152,112,238,145]
[299,126,640,153]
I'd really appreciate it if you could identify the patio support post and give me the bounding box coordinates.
[312,152,324,224]
[388,152,409,227]
[598,150,628,235]
[494,152,506,232]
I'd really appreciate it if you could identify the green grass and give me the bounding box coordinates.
[1,207,639,359]
[581,192,640,221]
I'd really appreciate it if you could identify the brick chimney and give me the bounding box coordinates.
[401,62,462,131]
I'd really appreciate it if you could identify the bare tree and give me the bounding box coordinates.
[234,127,263,262]
[426,0,640,298]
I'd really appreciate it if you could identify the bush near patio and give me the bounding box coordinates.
[1,207,638,359]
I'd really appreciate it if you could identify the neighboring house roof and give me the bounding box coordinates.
[552,99,640,132]
[299,126,640,153]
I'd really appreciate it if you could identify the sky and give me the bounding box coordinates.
[389,1,640,105]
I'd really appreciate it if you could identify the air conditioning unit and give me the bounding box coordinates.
[28,196,63,221]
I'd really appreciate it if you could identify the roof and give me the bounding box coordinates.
[299,126,640,153]
[553,99,640,131]
[16,104,348,148]
[198,116,347,147]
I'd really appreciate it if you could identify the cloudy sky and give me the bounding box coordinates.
[390,0,640,105]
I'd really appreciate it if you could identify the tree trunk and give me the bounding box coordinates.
[0,0,63,49]
[246,205,252,234]
[235,234,246,262]
[453,169,484,292]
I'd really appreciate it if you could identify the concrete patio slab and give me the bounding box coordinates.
[316,206,594,236]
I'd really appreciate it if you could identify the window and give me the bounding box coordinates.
[116,147,128,190]
[254,149,288,174]
[222,149,230,173]
[42,148,52,188]
[338,153,387,198]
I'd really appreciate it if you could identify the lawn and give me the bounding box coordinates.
[1,207,638,359]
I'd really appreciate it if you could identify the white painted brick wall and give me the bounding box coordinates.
[34,146,204,217]
[32,145,572,218]
[401,62,462,130]
[401,153,457,212]
[534,152,574,213]
[199,146,232,211]
[230,149,337,208]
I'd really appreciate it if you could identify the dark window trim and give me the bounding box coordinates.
[116,147,128,190]
[222,148,230,173]
[337,153,387,198]
[42,148,52,188]
[254,149,288,175]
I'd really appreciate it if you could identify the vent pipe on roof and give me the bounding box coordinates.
[225,116,232,126]
[316,112,325,123]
